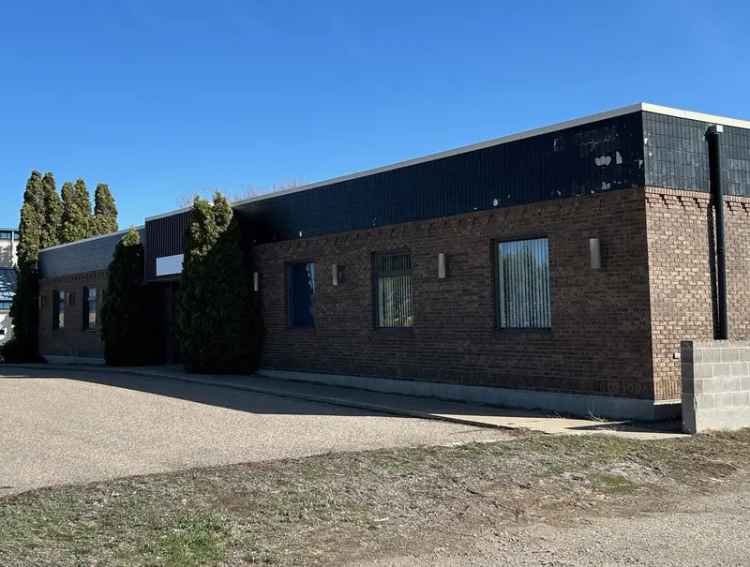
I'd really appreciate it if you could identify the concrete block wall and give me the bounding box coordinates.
[681,340,750,433]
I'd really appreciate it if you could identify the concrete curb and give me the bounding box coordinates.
[1,363,520,433]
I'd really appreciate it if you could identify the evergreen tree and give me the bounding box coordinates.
[93,183,118,235]
[59,182,76,243]
[176,196,215,372]
[2,171,45,361]
[3,266,41,362]
[212,192,232,232]
[41,172,62,249]
[176,193,263,373]
[73,178,94,237]
[16,171,44,266]
[60,179,92,242]
[100,228,159,365]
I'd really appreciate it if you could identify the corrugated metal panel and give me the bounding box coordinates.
[38,228,145,279]
[237,112,646,243]
[144,211,191,281]
[643,112,750,196]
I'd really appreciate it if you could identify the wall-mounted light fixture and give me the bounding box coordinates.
[438,253,447,279]
[253,272,260,292]
[589,238,602,270]
[332,264,339,286]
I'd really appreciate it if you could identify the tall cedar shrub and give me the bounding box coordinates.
[3,170,120,362]
[16,171,44,266]
[59,182,78,243]
[93,183,118,235]
[3,171,45,361]
[176,193,263,373]
[100,228,160,365]
[41,172,62,249]
[60,179,92,242]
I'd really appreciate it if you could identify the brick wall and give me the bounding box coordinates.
[646,188,750,400]
[254,187,655,399]
[681,340,750,433]
[38,270,107,358]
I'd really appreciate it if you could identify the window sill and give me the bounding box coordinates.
[373,326,416,336]
[495,327,553,335]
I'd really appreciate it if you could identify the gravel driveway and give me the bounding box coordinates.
[0,367,509,496]
[359,480,750,567]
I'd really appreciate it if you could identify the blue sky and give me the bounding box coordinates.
[1,0,748,229]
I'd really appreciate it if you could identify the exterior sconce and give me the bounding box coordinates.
[332,264,339,286]
[589,238,602,270]
[253,272,260,292]
[438,253,447,279]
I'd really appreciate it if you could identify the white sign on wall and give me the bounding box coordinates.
[156,254,184,277]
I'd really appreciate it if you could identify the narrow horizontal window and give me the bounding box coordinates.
[497,238,550,329]
[374,253,414,328]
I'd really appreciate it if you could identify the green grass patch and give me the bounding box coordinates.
[156,515,227,566]
[590,473,639,495]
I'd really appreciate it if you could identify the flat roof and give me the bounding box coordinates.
[144,102,750,222]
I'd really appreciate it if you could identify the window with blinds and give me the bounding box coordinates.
[496,238,551,329]
[374,253,414,328]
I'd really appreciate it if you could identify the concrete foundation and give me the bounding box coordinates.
[259,369,680,421]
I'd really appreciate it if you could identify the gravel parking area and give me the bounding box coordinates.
[0,367,511,495]
[359,480,750,567]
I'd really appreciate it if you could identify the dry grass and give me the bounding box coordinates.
[2,429,750,566]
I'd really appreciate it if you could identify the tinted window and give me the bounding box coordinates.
[287,263,315,327]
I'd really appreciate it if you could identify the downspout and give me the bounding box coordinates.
[706,124,728,340]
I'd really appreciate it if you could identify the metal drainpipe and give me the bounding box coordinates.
[706,124,728,340]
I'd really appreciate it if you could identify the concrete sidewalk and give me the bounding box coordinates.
[2,363,684,440]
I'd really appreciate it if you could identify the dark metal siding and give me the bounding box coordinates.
[236,112,646,243]
[643,111,750,196]
[144,211,191,281]
[39,228,145,279]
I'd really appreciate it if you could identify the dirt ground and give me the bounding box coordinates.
[2,429,750,566]
[357,475,750,566]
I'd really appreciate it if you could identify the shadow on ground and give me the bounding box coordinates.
[0,365,681,435]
